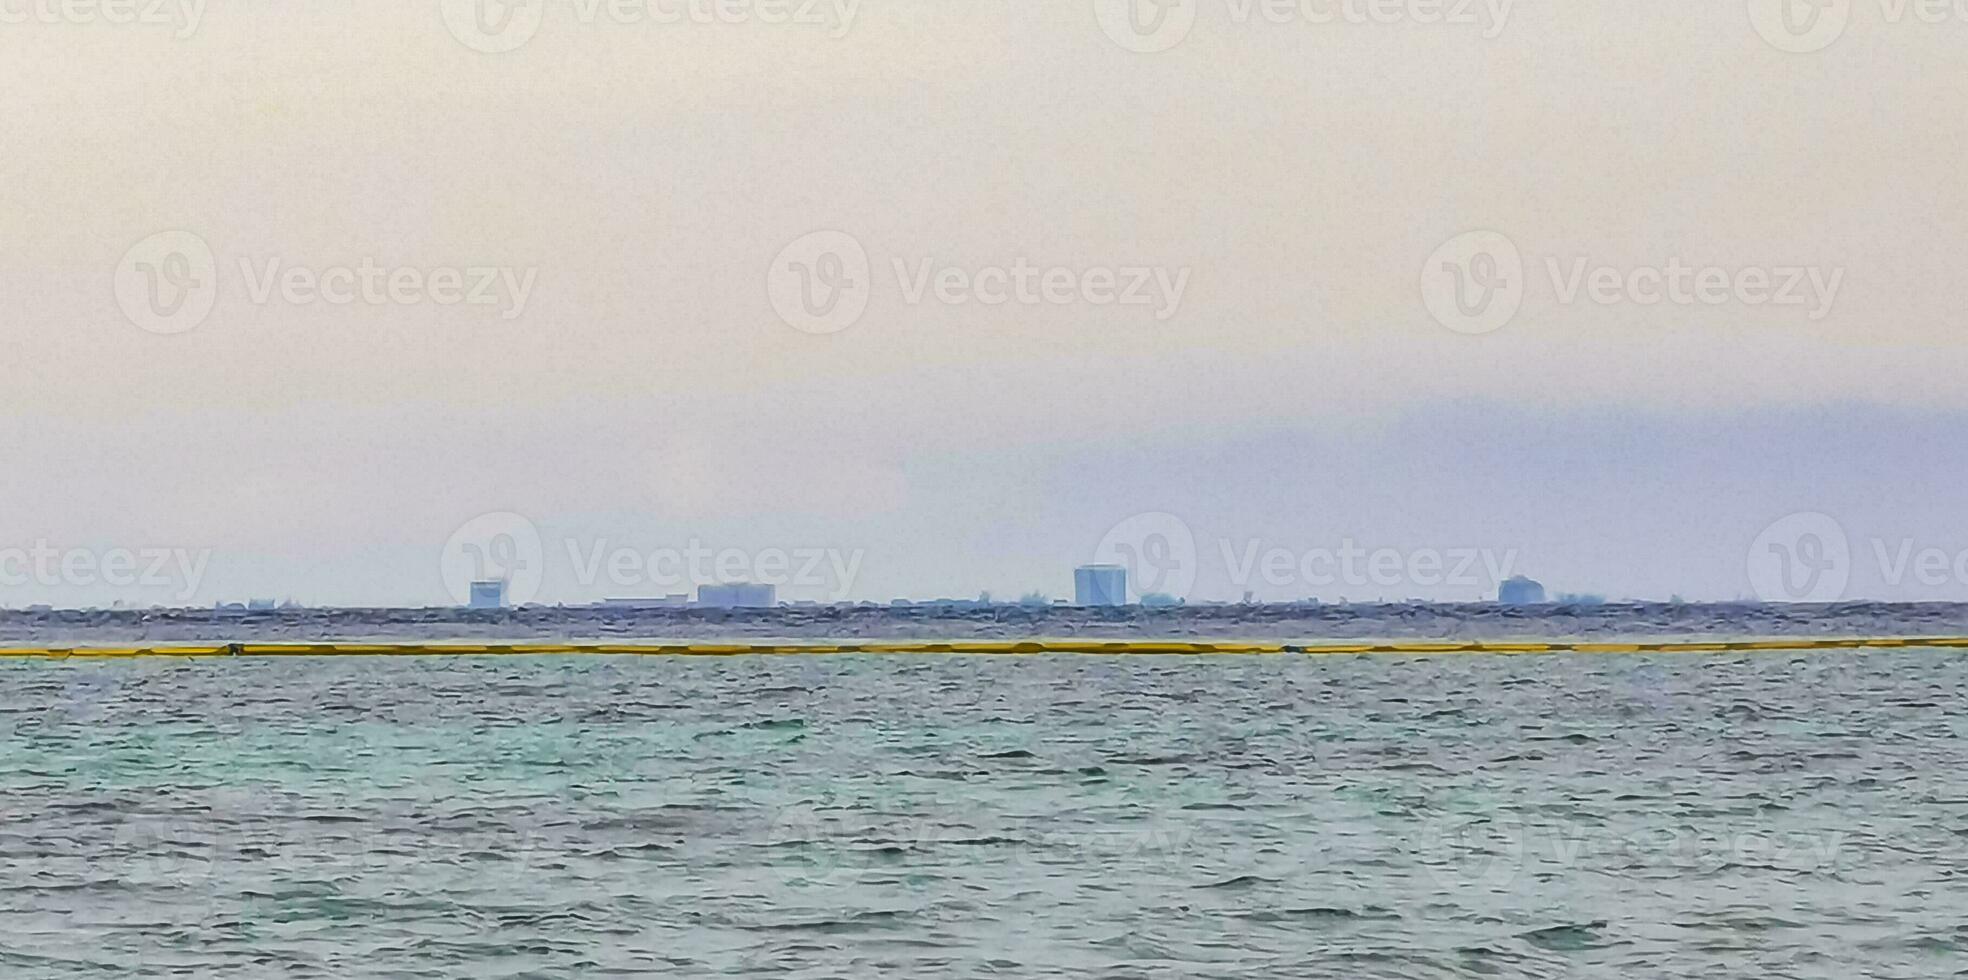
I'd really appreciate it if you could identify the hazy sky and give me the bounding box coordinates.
[2,1,1965,607]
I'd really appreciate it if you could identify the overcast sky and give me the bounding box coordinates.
[2,1,1964,607]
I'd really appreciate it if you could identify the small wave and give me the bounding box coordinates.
[1198,874,1277,890]
[1233,905,1394,923]
[740,909,915,934]
[1520,921,1612,951]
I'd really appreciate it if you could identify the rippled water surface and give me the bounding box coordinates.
[3,651,1966,978]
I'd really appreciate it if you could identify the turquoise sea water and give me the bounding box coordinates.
[3,650,1966,978]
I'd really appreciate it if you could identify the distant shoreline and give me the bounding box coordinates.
[7,636,1968,661]
[3,602,1965,645]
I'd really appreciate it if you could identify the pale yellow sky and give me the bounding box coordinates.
[2,1,1964,605]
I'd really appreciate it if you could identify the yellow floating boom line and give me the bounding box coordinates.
[0,637,1966,659]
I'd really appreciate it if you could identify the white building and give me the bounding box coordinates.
[599,596,689,609]
[468,580,507,609]
[697,583,775,608]
[1075,565,1127,607]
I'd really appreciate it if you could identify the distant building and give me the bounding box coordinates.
[1075,564,1127,607]
[216,599,280,613]
[468,580,507,609]
[599,596,688,609]
[1498,576,1547,605]
[697,583,775,608]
